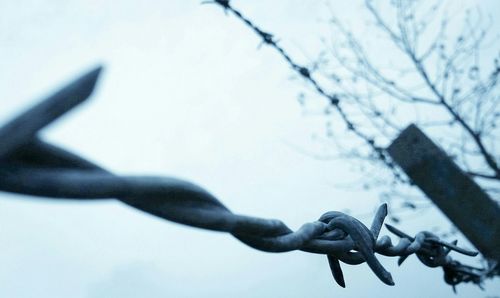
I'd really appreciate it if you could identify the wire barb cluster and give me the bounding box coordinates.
[0,66,492,290]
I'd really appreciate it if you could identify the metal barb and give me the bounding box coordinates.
[0,66,102,159]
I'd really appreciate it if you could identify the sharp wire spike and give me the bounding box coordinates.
[370,203,388,239]
[327,255,346,288]
[0,66,103,159]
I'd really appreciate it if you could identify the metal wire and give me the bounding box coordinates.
[202,0,402,180]
[0,66,495,290]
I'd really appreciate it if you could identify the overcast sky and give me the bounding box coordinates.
[1,1,499,297]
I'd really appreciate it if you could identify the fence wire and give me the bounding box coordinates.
[203,0,403,180]
[0,67,498,287]
[0,66,496,291]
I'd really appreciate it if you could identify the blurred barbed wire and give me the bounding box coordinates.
[0,66,496,291]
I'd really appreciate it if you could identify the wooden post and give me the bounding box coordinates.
[387,124,500,261]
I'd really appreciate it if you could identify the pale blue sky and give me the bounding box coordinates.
[0,1,499,297]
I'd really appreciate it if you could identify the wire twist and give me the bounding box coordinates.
[0,66,492,290]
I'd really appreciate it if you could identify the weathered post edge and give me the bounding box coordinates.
[387,124,500,261]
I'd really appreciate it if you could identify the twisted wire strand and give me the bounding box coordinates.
[0,66,492,290]
[203,0,403,180]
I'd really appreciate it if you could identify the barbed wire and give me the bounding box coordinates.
[203,0,406,182]
[0,66,496,291]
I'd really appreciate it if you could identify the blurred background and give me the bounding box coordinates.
[0,1,499,297]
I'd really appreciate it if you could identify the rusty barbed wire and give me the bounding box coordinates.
[0,66,495,291]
